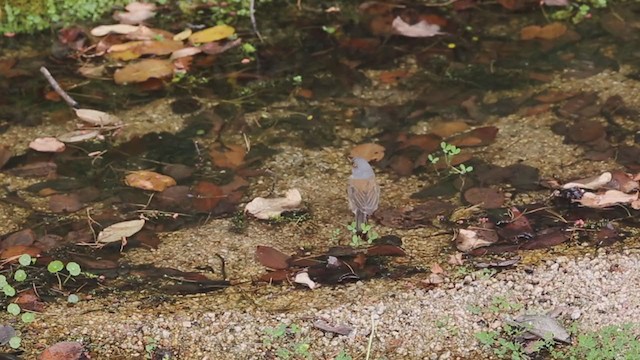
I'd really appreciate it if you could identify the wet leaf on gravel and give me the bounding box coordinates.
[90,24,139,36]
[191,181,223,212]
[97,219,145,244]
[0,145,11,169]
[245,189,302,220]
[0,245,41,260]
[575,189,638,209]
[256,246,291,270]
[57,130,100,143]
[313,319,353,336]
[511,314,570,343]
[125,170,176,192]
[1,229,36,250]
[567,120,605,143]
[39,341,88,360]
[520,22,567,40]
[74,108,122,126]
[374,200,455,229]
[210,144,246,169]
[293,271,320,289]
[114,58,174,84]
[350,143,385,161]
[391,16,442,38]
[455,226,499,252]
[29,137,65,153]
[189,25,235,43]
[463,187,505,209]
[49,193,83,213]
[430,121,469,138]
[449,126,499,147]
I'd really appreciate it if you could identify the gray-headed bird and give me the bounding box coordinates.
[348,157,380,231]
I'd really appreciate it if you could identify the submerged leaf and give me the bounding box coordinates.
[189,25,235,43]
[74,108,122,126]
[97,219,145,244]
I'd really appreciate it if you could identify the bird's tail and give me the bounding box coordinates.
[355,211,367,232]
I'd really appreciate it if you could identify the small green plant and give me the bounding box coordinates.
[145,337,158,360]
[335,350,352,360]
[550,323,640,359]
[550,0,608,24]
[263,323,311,359]
[347,222,379,247]
[428,142,474,178]
[488,296,523,313]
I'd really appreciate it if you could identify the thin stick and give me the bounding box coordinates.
[365,314,376,360]
[39,66,79,108]
[249,0,264,42]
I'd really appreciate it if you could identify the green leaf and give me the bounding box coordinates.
[0,275,7,288]
[7,303,20,315]
[21,312,35,323]
[66,262,81,276]
[47,260,64,273]
[8,336,20,349]
[3,285,15,297]
[68,294,79,304]
[14,269,27,282]
[18,254,32,266]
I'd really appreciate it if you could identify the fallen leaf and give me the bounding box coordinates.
[189,25,235,43]
[90,24,139,36]
[57,130,100,143]
[245,189,303,220]
[173,28,192,41]
[456,227,499,252]
[209,144,246,169]
[562,172,612,190]
[391,16,442,38]
[430,121,469,138]
[39,341,88,360]
[350,143,385,161]
[124,170,176,192]
[293,271,320,289]
[256,246,291,270]
[170,46,202,60]
[74,108,122,126]
[114,58,174,84]
[200,38,242,55]
[29,137,66,153]
[313,320,353,336]
[192,181,223,212]
[49,193,83,213]
[97,219,145,244]
[463,187,505,209]
[576,190,638,208]
[113,1,156,24]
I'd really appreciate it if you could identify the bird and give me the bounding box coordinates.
[347,157,380,231]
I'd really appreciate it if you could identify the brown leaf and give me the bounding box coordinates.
[1,229,36,250]
[125,170,177,192]
[455,227,499,252]
[1,245,41,260]
[449,126,499,147]
[210,144,246,169]
[29,137,66,153]
[350,143,385,161]
[256,245,291,270]
[463,187,505,209]
[49,193,83,213]
[38,341,87,360]
[192,181,223,212]
[114,59,174,85]
[430,121,469,138]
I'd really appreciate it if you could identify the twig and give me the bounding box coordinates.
[366,314,376,360]
[249,0,264,42]
[39,66,79,108]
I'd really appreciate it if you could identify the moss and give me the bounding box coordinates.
[0,0,128,34]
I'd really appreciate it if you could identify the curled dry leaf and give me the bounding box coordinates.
[173,28,192,41]
[312,320,353,336]
[90,24,139,36]
[189,24,235,43]
[350,143,385,161]
[511,314,571,343]
[57,130,100,143]
[562,172,612,190]
[456,227,499,252]
[124,170,176,192]
[245,189,302,220]
[114,58,174,85]
[29,137,66,153]
[293,271,320,289]
[170,46,202,60]
[391,16,442,38]
[97,219,145,244]
[576,190,638,208]
[74,108,122,126]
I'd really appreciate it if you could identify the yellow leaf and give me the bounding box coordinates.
[189,25,235,43]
